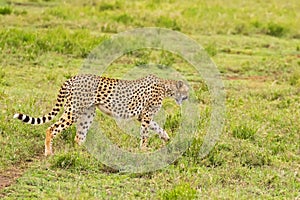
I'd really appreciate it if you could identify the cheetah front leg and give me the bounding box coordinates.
[139,120,170,149]
[149,121,170,142]
[139,115,151,149]
[140,126,149,149]
[139,104,166,149]
[75,105,96,145]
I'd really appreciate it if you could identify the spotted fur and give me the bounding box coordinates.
[14,74,189,156]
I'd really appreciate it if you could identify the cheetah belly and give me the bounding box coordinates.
[96,92,145,119]
[96,104,114,117]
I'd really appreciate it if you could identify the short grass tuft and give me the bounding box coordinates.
[160,183,197,200]
[0,6,12,15]
[266,23,289,38]
[232,125,257,140]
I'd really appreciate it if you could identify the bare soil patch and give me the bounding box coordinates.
[0,153,44,197]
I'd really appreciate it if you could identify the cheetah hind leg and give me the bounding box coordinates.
[45,111,74,156]
[75,105,96,146]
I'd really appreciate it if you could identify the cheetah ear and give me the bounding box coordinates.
[176,81,184,89]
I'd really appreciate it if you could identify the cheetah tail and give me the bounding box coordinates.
[13,83,68,125]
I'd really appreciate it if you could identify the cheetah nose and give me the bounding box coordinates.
[182,96,188,101]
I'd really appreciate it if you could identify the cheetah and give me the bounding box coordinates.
[14,74,189,156]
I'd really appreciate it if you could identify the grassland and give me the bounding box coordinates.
[0,0,299,199]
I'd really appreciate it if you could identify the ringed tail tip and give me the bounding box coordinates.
[13,113,25,121]
[13,113,20,119]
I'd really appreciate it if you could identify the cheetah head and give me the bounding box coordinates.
[173,80,189,105]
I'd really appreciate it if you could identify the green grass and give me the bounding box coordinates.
[0,0,300,199]
[0,6,12,15]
